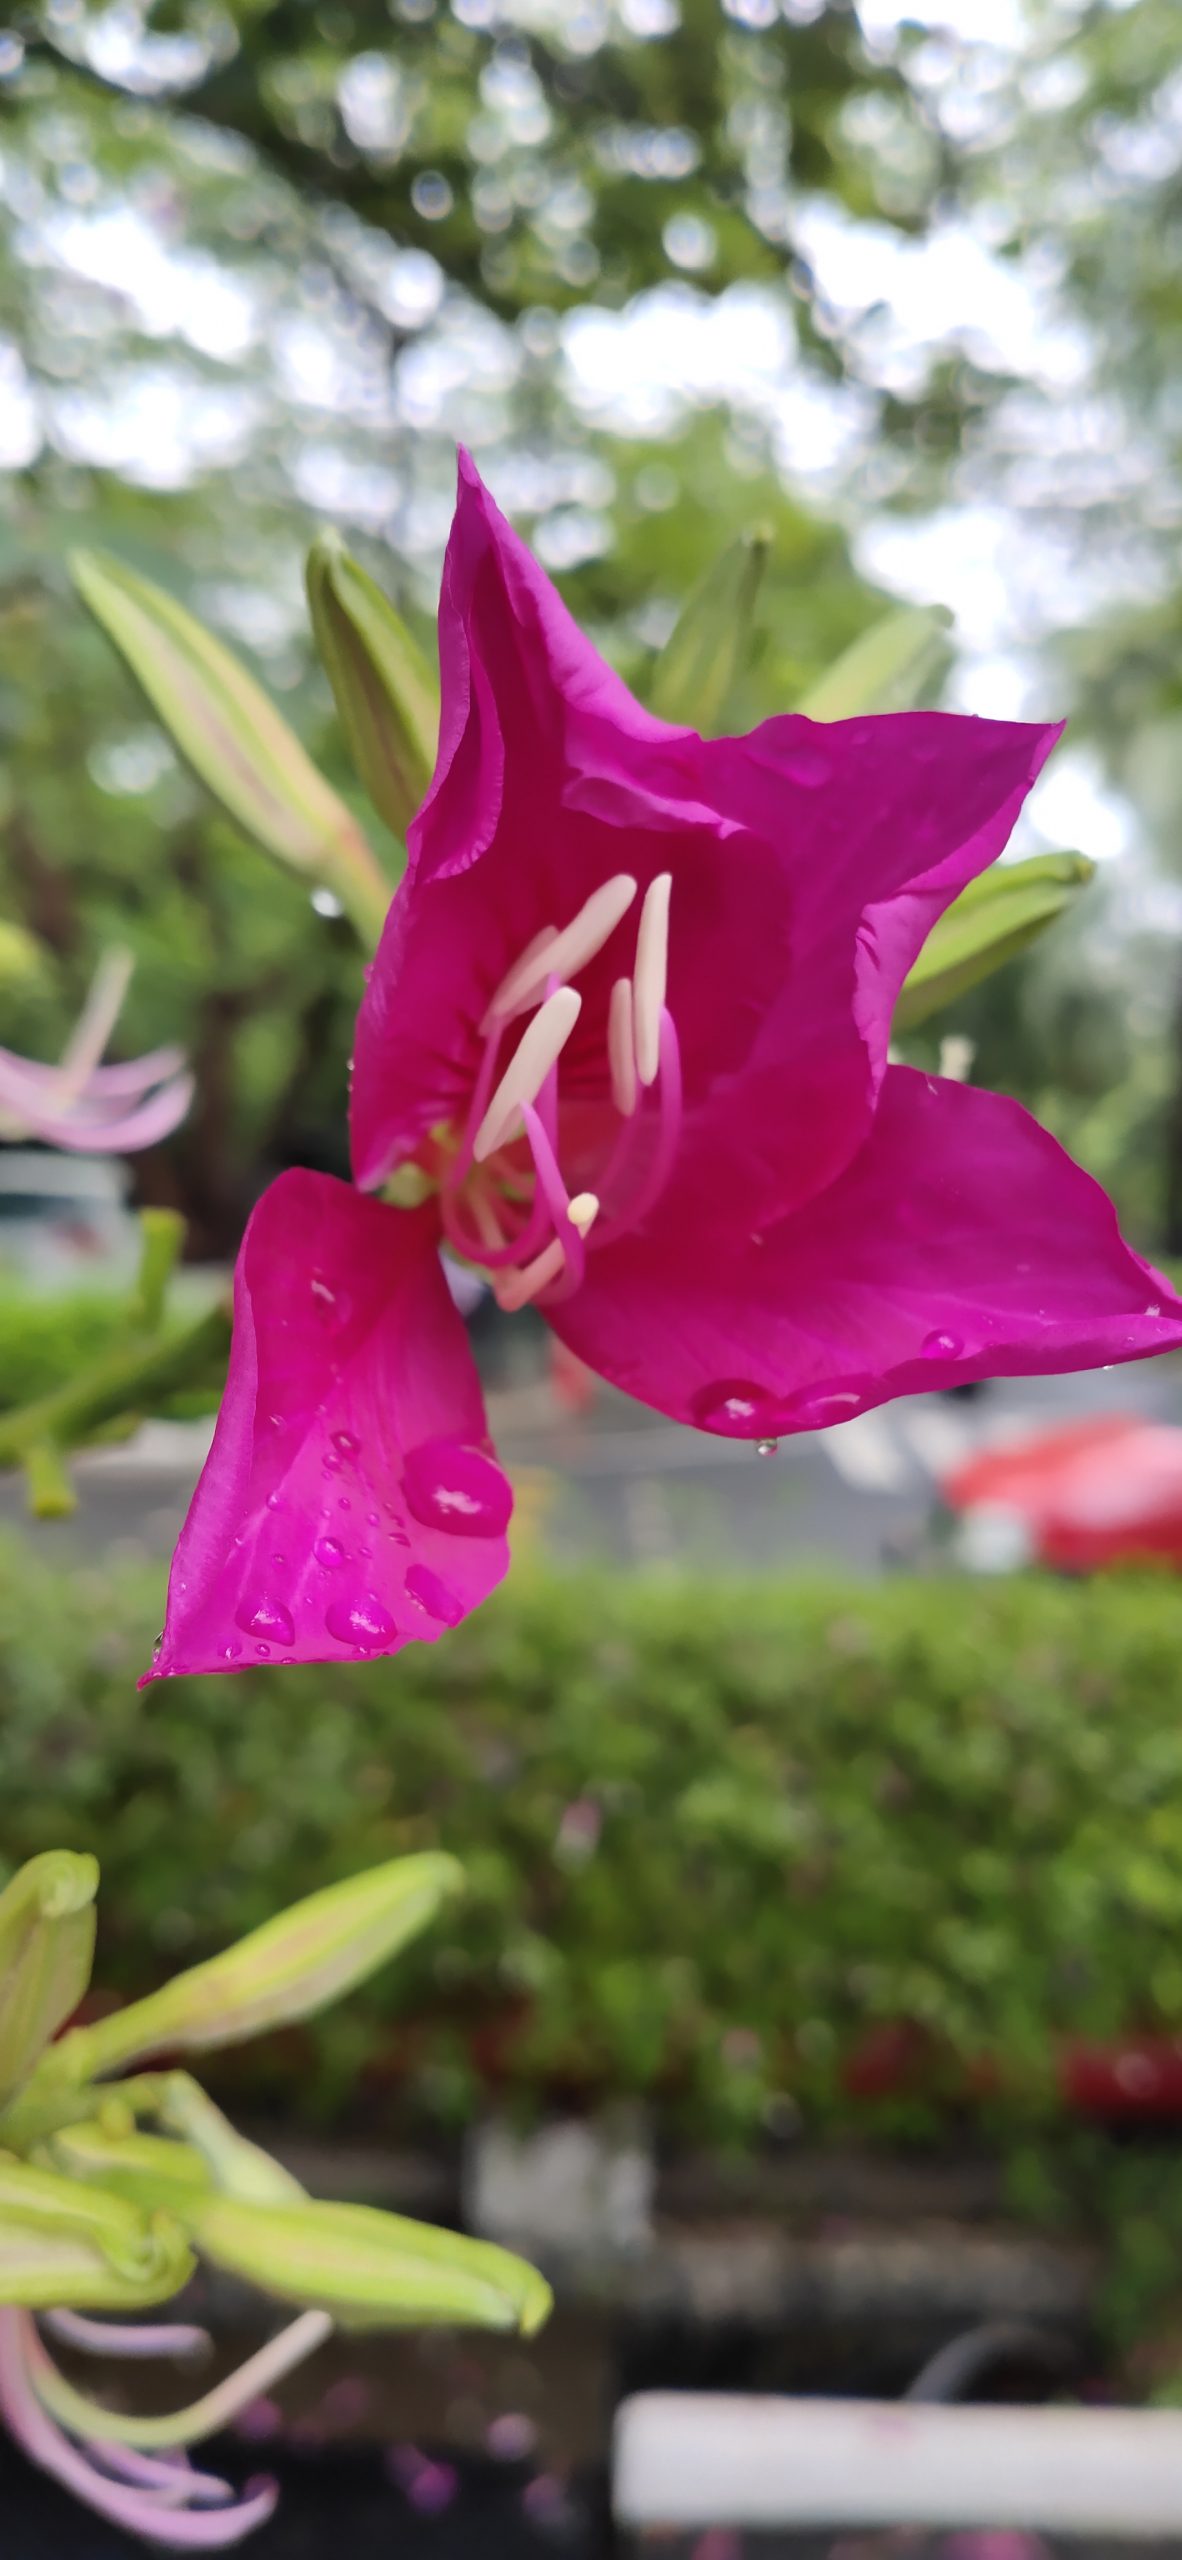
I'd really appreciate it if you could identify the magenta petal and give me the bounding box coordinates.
[146,1170,511,1682]
[547,1067,1182,1433]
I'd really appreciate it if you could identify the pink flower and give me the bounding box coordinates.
[0,950,192,1153]
[148,453,1182,1681]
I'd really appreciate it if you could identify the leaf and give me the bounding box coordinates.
[796,604,953,720]
[895,852,1096,1031]
[306,536,438,843]
[69,549,392,945]
[647,528,770,734]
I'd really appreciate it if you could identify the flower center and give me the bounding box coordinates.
[437,873,682,1312]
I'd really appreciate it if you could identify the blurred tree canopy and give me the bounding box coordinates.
[2,0,1182,1247]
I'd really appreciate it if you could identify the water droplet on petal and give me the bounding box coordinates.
[235,1598,294,1646]
[315,1536,346,1569]
[311,1274,351,1329]
[325,1595,397,1649]
[796,1389,863,1428]
[405,1563,465,1627]
[755,1439,779,1459]
[1146,1302,1163,1318]
[690,1378,780,1437]
[255,1644,271,1657]
[403,1439,513,1539]
[265,1492,284,1513]
[921,1330,963,1359]
[783,742,832,789]
[221,1642,242,1662]
[366,1511,380,1528]
[323,1450,343,1475]
[331,1429,360,1457]
[151,1630,163,1659]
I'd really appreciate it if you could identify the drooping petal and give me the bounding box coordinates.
[146,1170,511,1682]
[0,1044,193,1152]
[546,1067,1182,1435]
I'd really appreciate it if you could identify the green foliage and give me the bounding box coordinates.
[4,1540,1182,2145]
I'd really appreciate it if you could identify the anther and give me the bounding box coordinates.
[473,986,581,1163]
[633,873,672,1087]
[608,977,637,1119]
[493,1195,600,1314]
[486,876,637,1025]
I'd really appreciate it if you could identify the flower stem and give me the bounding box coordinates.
[0,1302,231,1485]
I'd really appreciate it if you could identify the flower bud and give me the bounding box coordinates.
[797,603,953,720]
[647,529,769,736]
[0,1852,97,2108]
[0,2156,194,2309]
[190,2191,552,2336]
[306,536,438,843]
[58,1852,463,2079]
[896,851,1096,1031]
[70,549,392,946]
[46,2122,214,2217]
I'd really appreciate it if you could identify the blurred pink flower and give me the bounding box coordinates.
[148,452,1182,1682]
[0,949,192,1153]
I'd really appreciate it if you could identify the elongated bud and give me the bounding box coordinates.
[895,851,1096,1031]
[155,2073,304,2205]
[190,2192,552,2336]
[0,1852,97,2108]
[46,2122,215,2216]
[796,603,953,720]
[647,529,770,736]
[306,536,439,842]
[0,2157,194,2309]
[56,1852,463,2080]
[69,550,393,948]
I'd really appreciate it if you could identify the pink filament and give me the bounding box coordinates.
[595,1007,683,1244]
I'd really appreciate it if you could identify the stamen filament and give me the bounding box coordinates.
[485,876,637,1025]
[596,1006,683,1244]
[493,1195,599,1313]
[28,2310,333,2452]
[473,987,581,1163]
[633,872,672,1087]
[608,977,637,1119]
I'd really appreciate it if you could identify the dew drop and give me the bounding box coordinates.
[403,1439,513,1539]
[265,1492,284,1513]
[311,1274,351,1329]
[235,1597,295,1647]
[256,1644,271,1657]
[338,1496,351,1512]
[366,1511,380,1528]
[314,1536,346,1569]
[322,1451,343,1475]
[690,1378,780,1437]
[921,1330,963,1360]
[797,1389,863,1428]
[1146,1302,1163,1318]
[405,1563,465,1627]
[151,1630,163,1659]
[331,1429,360,1457]
[221,1642,242,1662]
[325,1595,397,1650]
[755,1439,779,1459]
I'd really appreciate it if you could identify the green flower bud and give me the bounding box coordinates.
[69,549,392,946]
[0,2154,194,2309]
[896,851,1096,1031]
[45,2122,215,2216]
[796,604,953,720]
[57,1853,463,2080]
[306,535,439,843]
[190,2191,552,2336]
[0,1852,97,2108]
[647,529,770,736]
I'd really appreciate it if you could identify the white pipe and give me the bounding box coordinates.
[613,2393,1182,2539]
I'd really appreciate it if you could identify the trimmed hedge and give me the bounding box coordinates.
[4,1538,1182,2141]
[0,1285,218,1420]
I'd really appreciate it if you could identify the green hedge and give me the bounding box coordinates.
[0,1285,218,1420]
[4,1538,1182,2142]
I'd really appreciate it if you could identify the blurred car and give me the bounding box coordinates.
[0,1147,142,1287]
[942,1410,1182,1573]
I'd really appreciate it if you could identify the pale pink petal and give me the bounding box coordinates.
[547,1068,1182,1433]
[0,1047,192,1152]
[146,1170,511,1682]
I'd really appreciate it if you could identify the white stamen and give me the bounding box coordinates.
[493,1195,600,1313]
[486,876,637,1024]
[633,873,672,1088]
[608,977,637,1119]
[481,925,557,1030]
[473,986,582,1163]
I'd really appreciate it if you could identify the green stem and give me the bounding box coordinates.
[0,1301,231,1477]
